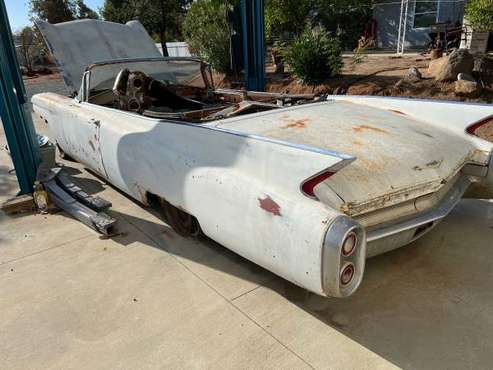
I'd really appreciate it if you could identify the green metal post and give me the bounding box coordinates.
[0,0,39,194]
[241,0,265,91]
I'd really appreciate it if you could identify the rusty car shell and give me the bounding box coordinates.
[32,19,493,298]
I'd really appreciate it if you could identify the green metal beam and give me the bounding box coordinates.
[0,0,39,194]
[241,0,265,91]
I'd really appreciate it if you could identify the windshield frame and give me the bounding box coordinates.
[79,57,214,102]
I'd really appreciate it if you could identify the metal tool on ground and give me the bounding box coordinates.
[38,168,117,236]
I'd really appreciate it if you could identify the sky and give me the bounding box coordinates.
[5,0,104,32]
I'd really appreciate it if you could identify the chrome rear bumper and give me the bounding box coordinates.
[365,175,473,257]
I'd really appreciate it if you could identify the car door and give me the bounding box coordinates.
[48,94,108,177]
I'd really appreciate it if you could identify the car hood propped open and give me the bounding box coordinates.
[36,19,162,95]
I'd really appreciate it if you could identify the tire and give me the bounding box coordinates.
[148,193,202,238]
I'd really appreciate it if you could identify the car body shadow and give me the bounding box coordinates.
[63,163,493,370]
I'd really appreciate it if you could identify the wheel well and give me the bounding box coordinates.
[146,192,202,237]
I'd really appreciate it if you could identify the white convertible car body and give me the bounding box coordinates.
[33,19,493,298]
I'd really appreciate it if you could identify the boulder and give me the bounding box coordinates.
[406,66,422,82]
[428,57,448,77]
[455,79,481,97]
[428,49,474,81]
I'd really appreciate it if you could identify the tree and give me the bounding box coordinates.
[30,0,99,23]
[183,0,231,73]
[265,0,311,40]
[16,26,46,73]
[264,0,373,49]
[75,0,99,19]
[29,0,75,23]
[313,0,373,49]
[101,0,192,56]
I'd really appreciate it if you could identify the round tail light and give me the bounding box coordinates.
[342,232,357,256]
[340,264,355,285]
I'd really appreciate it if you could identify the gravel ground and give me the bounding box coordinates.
[23,73,67,103]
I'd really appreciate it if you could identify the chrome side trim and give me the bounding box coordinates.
[81,101,357,161]
[367,176,472,242]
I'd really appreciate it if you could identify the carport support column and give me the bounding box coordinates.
[241,0,265,91]
[0,0,39,194]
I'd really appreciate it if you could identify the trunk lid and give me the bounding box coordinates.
[36,19,161,95]
[212,100,478,215]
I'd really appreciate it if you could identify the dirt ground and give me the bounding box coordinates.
[216,54,493,104]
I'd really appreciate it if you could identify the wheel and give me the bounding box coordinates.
[148,193,202,237]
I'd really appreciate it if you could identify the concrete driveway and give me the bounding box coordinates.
[1,89,493,369]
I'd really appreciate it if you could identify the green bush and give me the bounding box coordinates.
[465,0,493,32]
[183,0,231,74]
[284,26,342,85]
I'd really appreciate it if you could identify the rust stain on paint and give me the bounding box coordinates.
[258,195,282,216]
[281,118,310,129]
[413,159,443,171]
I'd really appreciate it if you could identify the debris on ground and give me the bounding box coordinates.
[0,194,35,215]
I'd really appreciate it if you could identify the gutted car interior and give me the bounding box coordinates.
[86,58,319,122]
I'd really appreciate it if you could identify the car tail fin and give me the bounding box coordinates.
[466,115,493,137]
[300,160,353,200]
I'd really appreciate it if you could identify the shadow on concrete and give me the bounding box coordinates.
[274,198,493,370]
[0,164,19,200]
[108,208,276,289]
[95,180,493,369]
[60,163,493,370]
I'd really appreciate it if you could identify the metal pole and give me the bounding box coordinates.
[402,0,409,54]
[397,0,404,54]
[241,0,265,91]
[0,0,39,194]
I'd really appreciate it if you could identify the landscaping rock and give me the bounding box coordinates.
[428,57,448,77]
[428,49,474,81]
[455,79,481,97]
[406,66,422,82]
